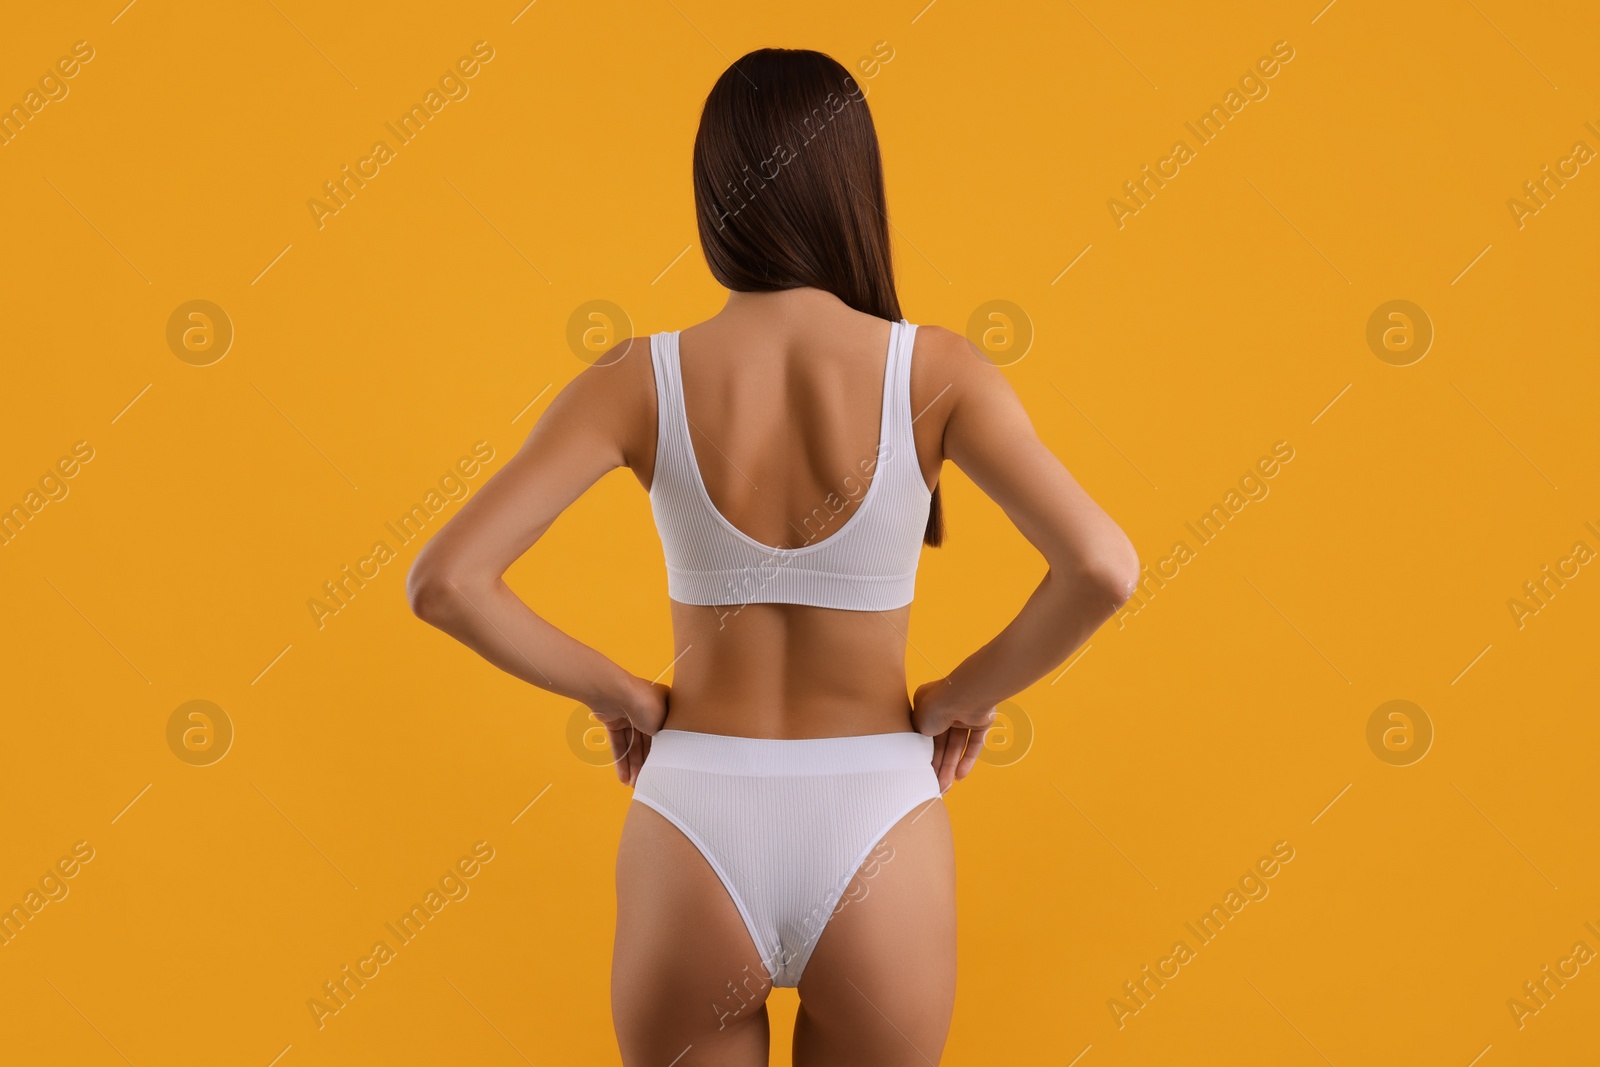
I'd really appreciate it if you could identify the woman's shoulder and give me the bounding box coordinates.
[535,334,660,429]
[907,322,966,360]
[907,322,1003,392]
[906,321,1032,444]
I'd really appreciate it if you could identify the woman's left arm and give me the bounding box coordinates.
[405,338,665,781]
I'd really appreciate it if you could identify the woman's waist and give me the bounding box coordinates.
[641,724,934,776]
[660,684,914,740]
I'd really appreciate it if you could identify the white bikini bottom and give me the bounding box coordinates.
[629,728,943,987]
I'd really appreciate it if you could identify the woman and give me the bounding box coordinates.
[407,47,1138,1067]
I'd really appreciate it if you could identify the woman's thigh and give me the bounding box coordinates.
[793,797,957,1067]
[613,800,773,1067]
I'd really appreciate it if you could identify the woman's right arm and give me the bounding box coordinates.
[912,328,1140,789]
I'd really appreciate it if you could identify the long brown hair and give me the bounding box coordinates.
[691,47,944,547]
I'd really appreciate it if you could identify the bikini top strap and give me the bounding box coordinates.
[888,319,919,464]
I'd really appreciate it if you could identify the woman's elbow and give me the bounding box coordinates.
[406,560,465,624]
[1077,536,1141,610]
[1099,562,1140,609]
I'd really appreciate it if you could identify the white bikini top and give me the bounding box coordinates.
[648,320,933,611]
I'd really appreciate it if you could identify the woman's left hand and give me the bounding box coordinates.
[587,677,670,787]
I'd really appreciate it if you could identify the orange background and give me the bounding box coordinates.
[2,1,1597,1064]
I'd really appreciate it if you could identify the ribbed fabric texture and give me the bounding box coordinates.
[631,729,942,987]
[648,320,933,610]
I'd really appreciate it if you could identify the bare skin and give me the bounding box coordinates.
[407,286,1138,1065]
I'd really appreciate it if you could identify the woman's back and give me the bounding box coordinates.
[632,287,949,739]
[406,47,1142,1064]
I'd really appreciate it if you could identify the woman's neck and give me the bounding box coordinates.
[722,286,848,320]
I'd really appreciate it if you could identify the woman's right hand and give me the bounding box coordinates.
[911,678,996,794]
